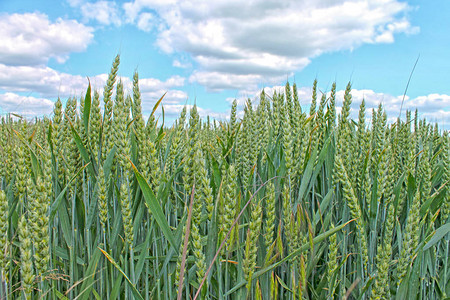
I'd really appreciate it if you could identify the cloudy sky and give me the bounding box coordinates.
[0,0,449,126]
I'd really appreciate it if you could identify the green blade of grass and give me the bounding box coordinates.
[78,247,102,300]
[83,80,91,135]
[50,163,88,222]
[130,159,177,249]
[224,219,353,296]
[98,247,144,300]
[424,223,450,250]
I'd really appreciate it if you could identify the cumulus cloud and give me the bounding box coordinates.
[0,64,90,97]
[190,71,286,93]
[80,1,122,26]
[0,92,54,118]
[338,89,450,115]
[140,89,188,109]
[115,75,188,107]
[0,90,189,122]
[122,0,418,91]
[172,59,192,69]
[420,110,450,126]
[139,75,185,91]
[227,84,314,108]
[123,0,175,23]
[136,12,155,31]
[0,62,188,120]
[68,0,122,26]
[0,12,94,66]
[228,84,450,127]
[0,63,185,98]
[374,19,419,43]
[344,89,450,126]
[156,104,228,122]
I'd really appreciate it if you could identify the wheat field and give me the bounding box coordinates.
[0,55,448,299]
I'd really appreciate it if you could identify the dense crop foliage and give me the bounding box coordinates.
[0,55,449,299]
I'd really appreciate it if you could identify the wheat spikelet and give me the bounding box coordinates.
[442,131,449,223]
[19,214,34,300]
[190,223,206,287]
[397,188,421,285]
[219,164,238,252]
[334,153,369,274]
[315,92,327,149]
[327,82,337,128]
[0,190,8,278]
[33,150,51,278]
[327,222,338,297]
[90,90,102,162]
[263,182,276,263]
[120,182,134,249]
[371,197,395,299]
[282,183,292,252]
[102,54,120,162]
[15,140,29,202]
[310,79,317,120]
[96,167,109,233]
[243,198,262,294]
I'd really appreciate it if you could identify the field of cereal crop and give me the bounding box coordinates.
[0,55,449,299]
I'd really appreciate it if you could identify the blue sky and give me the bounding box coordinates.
[0,0,449,126]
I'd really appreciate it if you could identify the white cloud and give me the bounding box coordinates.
[136,12,155,31]
[374,19,419,43]
[68,0,122,26]
[0,62,186,97]
[123,0,417,91]
[0,90,190,123]
[0,12,94,66]
[351,90,450,128]
[226,84,312,108]
[123,0,176,23]
[341,89,450,117]
[157,104,228,122]
[135,75,188,107]
[329,88,450,127]
[139,75,185,91]
[67,0,84,6]
[0,64,90,97]
[420,110,450,126]
[80,1,122,26]
[228,84,450,128]
[189,71,286,93]
[0,62,189,119]
[0,92,54,118]
[172,59,192,69]
[141,89,188,108]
